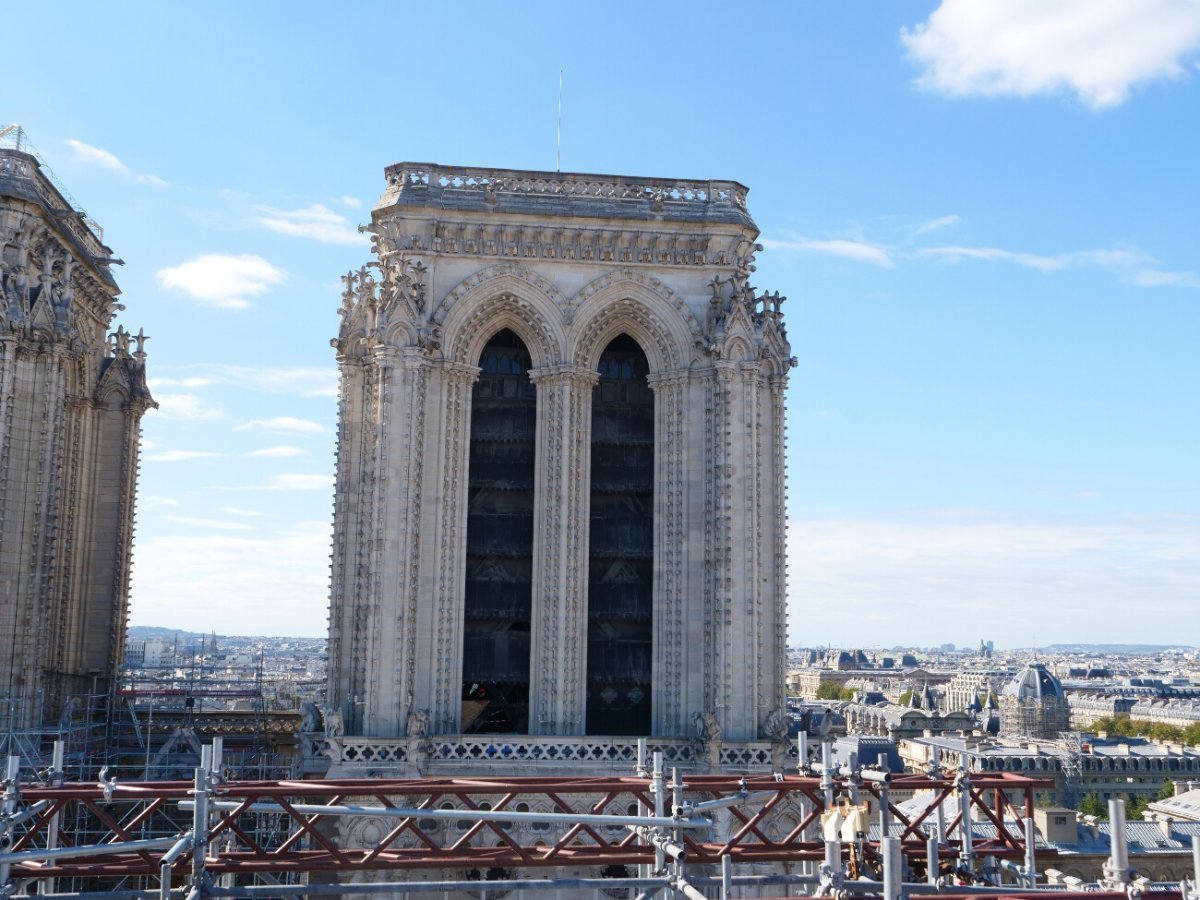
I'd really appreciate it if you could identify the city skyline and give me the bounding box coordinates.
[6,1,1198,646]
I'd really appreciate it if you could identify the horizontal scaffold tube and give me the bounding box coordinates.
[179,799,712,830]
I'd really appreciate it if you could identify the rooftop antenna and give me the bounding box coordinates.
[556,69,563,172]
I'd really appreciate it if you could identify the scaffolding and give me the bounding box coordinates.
[0,735,1079,898]
[1056,731,1083,810]
[108,658,311,783]
[0,694,109,782]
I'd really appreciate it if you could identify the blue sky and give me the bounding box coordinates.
[6,1,1199,647]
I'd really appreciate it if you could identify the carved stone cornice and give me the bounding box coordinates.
[368,164,759,271]
[375,218,744,271]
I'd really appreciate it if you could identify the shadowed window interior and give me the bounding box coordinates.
[587,333,653,735]
[462,329,534,733]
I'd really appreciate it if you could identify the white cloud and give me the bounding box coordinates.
[130,522,332,635]
[153,393,226,421]
[338,196,362,208]
[245,445,307,458]
[144,449,222,463]
[918,244,1064,272]
[156,254,285,310]
[255,204,367,245]
[235,417,325,435]
[147,377,215,390]
[761,237,894,268]
[1130,268,1200,288]
[913,214,961,235]
[260,473,335,491]
[65,139,167,186]
[918,243,1199,286]
[902,0,1200,109]
[139,496,180,511]
[221,507,263,517]
[164,516,252,530]
[788,511,1200,646]
[65,139,128,173]
[191,365,337,398]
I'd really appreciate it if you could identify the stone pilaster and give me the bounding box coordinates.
[646,369,688,737]
[705,360,768,741]
[423,360,477,734]
[528,364,596,735]
[362,346,399,737]
[766,373,790,722]
[327,353,369,730]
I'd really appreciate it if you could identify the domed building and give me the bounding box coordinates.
[999,662,1070,739]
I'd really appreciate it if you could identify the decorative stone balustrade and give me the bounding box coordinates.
[0,149,108,258]
[382,162,749,214]
[326,735,784,775]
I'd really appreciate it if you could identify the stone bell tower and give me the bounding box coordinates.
[326,163,792,766]
[0,129,154,731]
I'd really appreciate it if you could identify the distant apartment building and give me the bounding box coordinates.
[1069,693,1200,732]
[944,668,1008,711]
[899,734,1200,807]
[843,702,976,741]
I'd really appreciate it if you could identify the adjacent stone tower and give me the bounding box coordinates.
[328,164,792,750]
[0,129,153,730]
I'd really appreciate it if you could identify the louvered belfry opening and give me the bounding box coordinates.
[462,329,535,733]
[586,334,654,735]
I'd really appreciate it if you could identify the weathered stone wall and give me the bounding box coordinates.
[0,146,153,729]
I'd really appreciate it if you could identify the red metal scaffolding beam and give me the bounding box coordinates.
[7,772,1053,881]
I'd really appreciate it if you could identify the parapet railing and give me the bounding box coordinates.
[0,130,107,254]
[383,162,748,210]
[329,733,782,772]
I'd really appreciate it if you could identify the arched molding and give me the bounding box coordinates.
[439,266,566,368]
[95,362,132,405]
[380,319,417,350]
[567,270,700,372]
[723,335,752,363]
[568,278,696,374]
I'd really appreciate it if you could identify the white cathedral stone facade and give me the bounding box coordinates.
[327,164,792,758]
[0,133,152,731]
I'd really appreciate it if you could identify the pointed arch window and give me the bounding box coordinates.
[586,333,653,736]
[462,329,534,733]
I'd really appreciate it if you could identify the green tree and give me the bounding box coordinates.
[1077,794,1107,818]
[1158,779,1176,801]
[1126,794,1149,820]
[815,681,844,700]
[839,687,858,701]
[898,689,915,707]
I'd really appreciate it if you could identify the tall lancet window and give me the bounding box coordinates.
[587,334,653,735]
[462,329,535,733]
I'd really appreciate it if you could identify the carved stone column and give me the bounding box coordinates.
[647,369,688,737]
[764,373,790,724]
[360,346,398,736]
[327,353,371,732]
[704,359,766,741]
[422,360,478,734]
[527,364,596,735]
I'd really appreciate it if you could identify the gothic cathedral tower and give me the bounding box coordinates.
[0,130,153,730]
[328,164,791,753]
